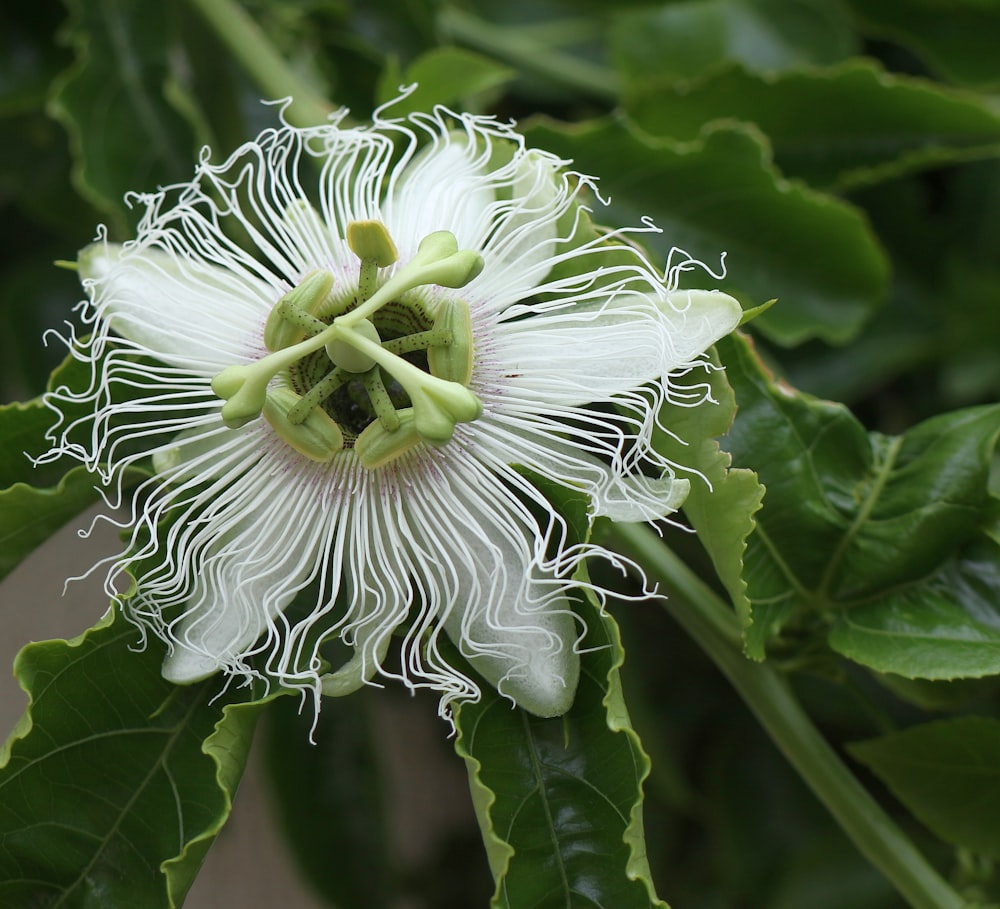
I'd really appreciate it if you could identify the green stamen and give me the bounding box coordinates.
[361,368,401,432]
[286,367,350,425]
[354,408,422,469]
[263,387,344,461]
[213,222,483,460]
[264,270,334,351]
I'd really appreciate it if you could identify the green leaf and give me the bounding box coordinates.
[49,0,201,231]
[717,332,1000,680]
[849,717,1000,856]
[263,690,395,908]
[846,0,1000,91]
[0,352,147,580]
[0,606,271,907]
[611,0,857,83]
[827,535,1000,679]
[626,60,1000,191]
[652,350,764,628]
[454,593,667,909]
[0,467,99,582]
[524,116,889,345]
[376,46,514,114]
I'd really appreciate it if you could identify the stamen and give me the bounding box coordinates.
[212,226,484,447]
[286,368,349,424]
[264,270,334,352]
[382,328,453,357]
[354,408,421,469]
[361,368,400,432]
[428,299,474,384]
[262,387,344,462]
[348,220,398,302]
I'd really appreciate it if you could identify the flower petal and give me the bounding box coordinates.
[494,299,668,406]
[656,289,743,370]
[80,242,272,373]
[408,461,581,717]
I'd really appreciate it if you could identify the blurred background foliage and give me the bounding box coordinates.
[2,0,999,907]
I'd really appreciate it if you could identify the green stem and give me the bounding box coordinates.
[602,521,967,909]
[185,0,334,128]
[438,7,619,102]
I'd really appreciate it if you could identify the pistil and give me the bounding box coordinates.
[212,221,483,457]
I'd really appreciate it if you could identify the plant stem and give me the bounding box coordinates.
[438,7,619,102]
[185,0,334,128]
[603,521,967,909]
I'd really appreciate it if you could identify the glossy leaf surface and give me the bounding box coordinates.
[524,118,888,346]
[454,594,666,909]
[719,332,1000,679]
[0,608,268,908]
[626,60,1000,190]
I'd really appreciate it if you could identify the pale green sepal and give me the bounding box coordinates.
[658,288,743,367]
[77,241,121,282]
[262,387,344,462]
[319,636,391,697]
[428,298,474,384]
[355,408,422,469]
[739,298,778,326]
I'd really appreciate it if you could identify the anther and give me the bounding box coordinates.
[428,298,474,384]
[263,387,344,461]
[264,270,335,352]
[355,408,422,469]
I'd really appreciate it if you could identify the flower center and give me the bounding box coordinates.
[211,221,483,467]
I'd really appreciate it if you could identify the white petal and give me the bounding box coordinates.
[419,466,581,717]
[80,242,272,373]
[656,289,742,369]
[471,149,564,304]
[385,139,496,256]
[479,423,691,523]
[495,299,667,405]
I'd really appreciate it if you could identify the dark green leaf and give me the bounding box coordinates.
[0,607,270,907]
[611,0,857,83]
[263,689,394,908]
[828,535,1000,679]
[626,60,1000,190]
[718,331,1000,680]
[376,46,514,114]
[846,0,1000,91]
[0,468,98,582]
[49,0,201,231]
[454,594,667,909]
[849,717,1000,856]
[524,117,888,345]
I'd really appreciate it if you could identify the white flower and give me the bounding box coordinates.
[43,105,741,719]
